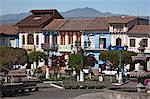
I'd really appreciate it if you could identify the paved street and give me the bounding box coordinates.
[2,87,101,99]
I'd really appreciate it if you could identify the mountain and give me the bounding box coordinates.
[61,7,121,19]
[0,7,137,25]
[0,13,30,25]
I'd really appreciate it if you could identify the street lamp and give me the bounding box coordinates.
[75,40,91,81]
[84,41,91,49]
[75,40,84,81]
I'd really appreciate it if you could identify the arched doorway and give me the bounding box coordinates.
[116,38,122,46]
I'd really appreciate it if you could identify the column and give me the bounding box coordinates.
[65,32,68,45]
[111,35,115,46]
[81,33,84,48]
[41,33,44,44]
[57,32,60,45]
[73,32,77,46]
[95,34,99,48]
[24,33,28,45]
[38,33,42,49]
[34,33,36,45]
[19,33,22,48]
[49,32,52,46]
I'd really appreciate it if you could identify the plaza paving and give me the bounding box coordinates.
[2,87,101,99]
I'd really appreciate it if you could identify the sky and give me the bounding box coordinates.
[0,0,150,16]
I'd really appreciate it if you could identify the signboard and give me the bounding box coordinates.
[58,45,72,52]
[108,46,128,51]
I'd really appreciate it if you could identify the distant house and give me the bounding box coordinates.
[109,16,149,47]
[0,24,18,47]
[127,25,150,53]
[43,16,149,69]
[15,9,63,52]
[43,19,92,69]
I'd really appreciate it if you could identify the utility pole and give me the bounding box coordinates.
[80,49,84,81]
[118,50,122,84]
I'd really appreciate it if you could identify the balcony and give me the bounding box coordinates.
[84,46,107,51]
[22,45,39,52]
[58,45,72,52]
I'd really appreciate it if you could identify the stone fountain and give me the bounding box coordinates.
[131,39,147,71]
[103,40,150,99]
[130,40,150,84]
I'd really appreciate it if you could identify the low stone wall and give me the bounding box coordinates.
[104,89,150,99]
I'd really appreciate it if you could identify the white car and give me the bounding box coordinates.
[102,70,117,76]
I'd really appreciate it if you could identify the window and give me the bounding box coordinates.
[142,39,148,47]
[27,34,34,44]
[22,35,25,45]
[130,39,135,47]
[69,32,73,44]
[36,35,39,45]
[116,38,122,46]
[99,38,106,48]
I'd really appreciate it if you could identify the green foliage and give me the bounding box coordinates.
[68,54,82,71]
[100,50,136,68]
[28,51,47,64]
[68,53,88,71]
[0,46,28,70]
[104,76,117,83]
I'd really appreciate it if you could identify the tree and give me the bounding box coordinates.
[99,50,137,69]
[69,53,88,71]
[0,46,28,71]
[86,54,98,67]
[28,51,47,68]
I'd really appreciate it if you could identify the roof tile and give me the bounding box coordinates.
[128,25,150,34]
[0,24,17,35]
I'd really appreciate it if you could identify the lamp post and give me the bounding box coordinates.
[75,40,84,81]
[41,43,58,79]
[75,40,91,81]
[118,50,123,84]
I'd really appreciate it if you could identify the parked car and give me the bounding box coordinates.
[102,70,117,76]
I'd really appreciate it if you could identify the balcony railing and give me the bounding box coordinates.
[58,45,72,52]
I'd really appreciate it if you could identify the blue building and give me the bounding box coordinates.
[0,24,19,48]
[83,32,110,68]
[83,17,112,68]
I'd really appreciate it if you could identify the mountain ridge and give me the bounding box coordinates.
[0,7,149,25]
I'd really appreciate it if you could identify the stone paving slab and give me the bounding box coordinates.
[73,92,105,99]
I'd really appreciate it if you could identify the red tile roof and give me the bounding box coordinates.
[87,17,112,31]
[128,25,150,34]
[43,19,69,31]
[15,9,63,27]
[0,24,17,35]
[59,19,93,31]
[43,16,138,32]
[109,16,137,23]
[30,9,58,14]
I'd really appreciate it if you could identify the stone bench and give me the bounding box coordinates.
[0,82,39,97]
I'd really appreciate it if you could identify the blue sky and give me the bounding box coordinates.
[0,0,149,16]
